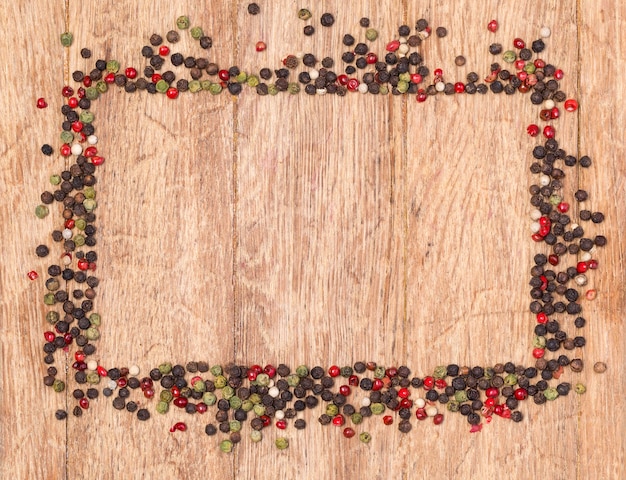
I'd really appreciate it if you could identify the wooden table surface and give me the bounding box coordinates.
[1,1,624,479]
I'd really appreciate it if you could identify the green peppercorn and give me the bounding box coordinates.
[86,372,100,384]
[60,131,74,144]
[575,383,587,394]
[156,79,169,93]
[193,380,207,393]
[229,396,242,410]
[371,402,385,415]
[447,401,460,412]
[221,386,234,399]
[85,87,99,100]
[326,404,339,416]
[46,311,60,324]
[53,379,65,392]
[544,387,559,400]
[396,80,409,94]
[200,80,211,91]
[295,365,309,377]
[86,326,100,340]
[60,32,73,47]
[454,390,468,402]
[286,374,300,387]
[249,393,261,404]
[73,235,85,247]
[176,16,190,29]
[159,362,173,374]
[88,313,101,326]
[365,28,378,41]
[253,404,265,416]
[160,390,174,402]
[210,365,222,376]
[250,430,262,443]
[246,75,259,87]
[255,373,270,386]
[241,399,253,412]
[50,175,61,186]
[203,392,217,406]
[373,366,385,379]
[297,8,312,20]
[44,293,56,305]
[190,27,203,40]
[219,439,233,453]
[503,50,517,63]
[95,81,108,94]
[106,60,120,73]
[214,375,227,389]
[209,83,222,95]
[268,84,279,95]
[351,412,363,424]
[156,401,169,414]
[359,432,372,444]
[275,437,289,450]
[35,205,49,219]
[80,111,95,123]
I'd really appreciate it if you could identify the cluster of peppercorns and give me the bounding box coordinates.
[31,10,606,449]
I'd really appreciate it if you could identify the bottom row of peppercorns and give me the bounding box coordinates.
[48,359,592,448]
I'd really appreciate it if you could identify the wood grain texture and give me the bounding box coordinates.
[1,1,624,479]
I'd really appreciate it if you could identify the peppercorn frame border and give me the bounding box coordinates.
[34,13,606,446]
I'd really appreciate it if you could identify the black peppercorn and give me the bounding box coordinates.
[320,13,334,27]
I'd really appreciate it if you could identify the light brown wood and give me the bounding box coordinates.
[1,1,624,479]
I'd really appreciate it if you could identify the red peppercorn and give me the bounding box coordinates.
[410,73,423,84]
[484,397,496,408]
[347,78,360,91]
[143,388,155,399]
[255,41,266,52]
[263,364,276,378]
[104,72,115,84]
[536,312,548,324]
[276,420,287,430]
[487,19,498,32]
[383,415,393,425]
[527,124,539,137]
[72,361,87,370]
[423,376,434,390]
[60,144,71,157]
[339,385,351,397]
[196,402,208,414]
[97,366,108,377]
[486,387,499,398]
[577,261,588,273]
[454,82,465,93]
[386,40,400,52]
[151,73,162,84]
[83,146,97,157]
[515,59,526,71]
[550,107,560,119]
[398,387,410,399]
[170,422,187,432]
[588,259,599,270]
[68,97,79,109]
[83,76,92,87]
[62,86,74,97]
[77,259,89,271]
[435,379,447,389]
[247,369,258,381]
[328,365,341,377]
[564,99,578,112]
[27,270,39,281]
[337,74,349,86]
[514,388,528,400]
[548,254,559,266]
[532,348,545,359]
[159,45,170,56]
[415,408,427,421]
[71,121,83,132]
[173,397,188,408]
[534,59,546,69]
[366,52,378,64]
[91,156,105,166]
[218,69,230,81]
[400,398,412,409]
[166,87,179,99]
[261,415,271,427]
[416,89,427,102]
[36,97,48,109]
[554,69,564,80]
[117,377,127,388]
[343,427,356,438]
[348,375,359,386]
[79,398,89,409]
[557,202,570,213]
[125,67,137,79]
[74,350,86,362]
[433,413,444,425]
[513,38,525,49]
[44,331,55,342]
[434,68,443,77]
[372,378,384,391]
[332,414,345,426]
